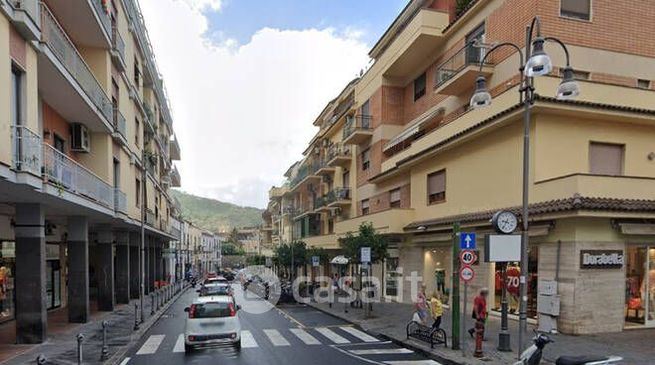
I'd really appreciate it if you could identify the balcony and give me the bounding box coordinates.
[169,134,181,160]
[326,187,351,208]
[326,143,352,168]
[342,115,373,145]
[42,143,114,208]
[313,196,331,213]
[290,161,321,191]
[44,0,111,48]
[434,42,493,96]
[9,0,41,41]
[315,159,335,176]
[39,3,113,131]
[171,165,181,188]
[112,106,127,143]
[11,125,42,176]
[111,25,126,71]
[146,209,156,226]
[114,188,127,214]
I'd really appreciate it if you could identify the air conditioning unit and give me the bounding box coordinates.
[70,123,91,152]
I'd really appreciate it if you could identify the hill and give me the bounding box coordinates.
[170,190,263,232]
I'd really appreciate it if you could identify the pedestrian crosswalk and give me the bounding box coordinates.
[131,326,442,364]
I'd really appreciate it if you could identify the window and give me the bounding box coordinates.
[361,100,370,116]
[342,169,350,188]
[561,0,591,21]
[589,142,623,175]
[135,178,141,207]
[414,73,426,101]
[134,57,141,86]
[361,199,370,215]
[637,79,651,89]
[53,134,66,154]
[560,68,589,80]
[328,219,334,234]
[134,118,140,145]
[11,67,22,126]
[465,23,485,64]
[390,188,401,208]
[361,149,370,171]
[427,170,446,204]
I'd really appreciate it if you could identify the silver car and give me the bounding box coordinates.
[184,295,242,353]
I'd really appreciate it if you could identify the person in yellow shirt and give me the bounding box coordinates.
[430,290,443,330]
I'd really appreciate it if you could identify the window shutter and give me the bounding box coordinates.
[589,142,623,175]
[390,188,401,203]
[428,170,446,195]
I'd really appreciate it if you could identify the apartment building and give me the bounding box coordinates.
[266,0,655,334]
[0,0,182,343]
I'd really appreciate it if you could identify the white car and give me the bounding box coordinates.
[184,295,242,353]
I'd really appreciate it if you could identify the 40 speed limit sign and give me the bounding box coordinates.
[459,249,477,266]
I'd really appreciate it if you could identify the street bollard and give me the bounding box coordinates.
[134,303,140,331]
[76,333,84,365]
[36,354,46,365]
[473,320,484,358]
[101,320,109,360]
[151,293,155,315]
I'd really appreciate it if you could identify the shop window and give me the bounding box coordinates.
[427,169,446,204]
[625,246,655,326]
[0,242,15,323]
[389,188,401,208]
[414,73,426,101]
[589,142,624,175]
[361,148,370,171]
[561,0,591,21]
[361,199,369,215]
[385,257,400,297]
[493,247,538,318]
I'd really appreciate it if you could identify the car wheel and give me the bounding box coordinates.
[184,344,194,353]
[234,340,241,352]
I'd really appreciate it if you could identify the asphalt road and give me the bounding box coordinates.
[120,284,441,365]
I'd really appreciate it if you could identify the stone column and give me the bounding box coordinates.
[149,237,156,290]
[115,232,130,304]
[156,243,163,282]
[129,232,140,299]
[15,204,46,344]
[96,231,115,311]
[68,216,89,323]
[144,235,150,294]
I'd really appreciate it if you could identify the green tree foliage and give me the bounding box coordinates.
[221,242,245,256]
[305,246,329,265]
[338,222,388,264]
[245,254,267,266]
[273,241,307,268]
[170,190,263,232]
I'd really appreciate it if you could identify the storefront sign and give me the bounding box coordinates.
[580,250,624,269]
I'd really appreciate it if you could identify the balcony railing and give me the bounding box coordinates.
[113,106,127,140]
[114,188,127,213]
[326,187,351,204]
[41,3,113,123]
[327,143,351,161]
[434,42,491,89]
[290,161,320,187]
[11,125,41,176]
[146,209,155,225]
[343,115,372,140]
[43,144,114,208]
[90,0,111,37]
[111,25,126,64]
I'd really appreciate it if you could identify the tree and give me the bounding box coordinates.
[221,242,244,256]
[305,246,329,266]
[273,240,307,273]
[338,222,388,264]
[246,254,266,266]
[227,227,243,249]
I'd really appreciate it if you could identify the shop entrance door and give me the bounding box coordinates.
[625,246,655,327]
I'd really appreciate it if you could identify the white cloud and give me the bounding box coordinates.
[180,0,222,11]
[140,0,370,208]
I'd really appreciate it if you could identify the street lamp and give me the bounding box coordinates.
[470,16,579,356]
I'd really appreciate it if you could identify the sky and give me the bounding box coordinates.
[139,0,407,208]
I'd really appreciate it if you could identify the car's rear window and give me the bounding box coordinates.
[192,302,232,318]
[205,286,229,295]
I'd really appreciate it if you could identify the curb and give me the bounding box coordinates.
[306,302,464,365]
[105,285,190,365]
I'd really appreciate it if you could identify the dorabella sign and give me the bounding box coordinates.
[579,250,624,269]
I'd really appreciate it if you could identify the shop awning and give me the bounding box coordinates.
[383,107,445,153]
[330,255,349,265]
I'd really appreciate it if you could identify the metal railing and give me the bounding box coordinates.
[343,115,373,140]
[41,3,113,123]
[10,125,41,176]
[146,209,155,225]
[42,144,114,208]
[434,42,491,88]
[327,143,351,161]
[290,161,320,187]
[11,0,40,27]
[325,187,351,204]
[143,102,154,123]
[113,106,127,140]
[111,25,126,63]
[90,0,111,38]
[114,188,127,213]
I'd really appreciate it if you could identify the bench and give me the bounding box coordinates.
[406,321,447,348]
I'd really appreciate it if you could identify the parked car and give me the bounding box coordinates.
[203,276,228,286]
[184,296,241,353]
[198,283,233,297]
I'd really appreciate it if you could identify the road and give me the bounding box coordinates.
[120,284,441,365]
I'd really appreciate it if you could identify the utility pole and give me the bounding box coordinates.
[140,148,146,322]
[451,222,461,350]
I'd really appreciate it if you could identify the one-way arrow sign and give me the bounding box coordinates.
[460,232,476,249]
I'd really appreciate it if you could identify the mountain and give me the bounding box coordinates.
[170,190,263,232]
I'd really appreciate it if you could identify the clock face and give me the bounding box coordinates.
[495,211,518,234]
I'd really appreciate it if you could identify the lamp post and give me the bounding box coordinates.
[470,16,579,356]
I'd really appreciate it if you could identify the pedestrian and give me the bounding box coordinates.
[416,284,429,326]
[468,288,489,338]
[429,290,443,330]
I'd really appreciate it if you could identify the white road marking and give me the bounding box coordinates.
[339,326,379,342]
[384,361,442,365]
[172,334,185,353]
[119,357,130,365]
[289,328,321,345]
[263,329,290,346]
[136,335,165,355]
[240,330,258,348]
[350,348,413,355]
[316,327,350,344]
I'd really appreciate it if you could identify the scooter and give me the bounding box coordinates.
[514,333,622,365]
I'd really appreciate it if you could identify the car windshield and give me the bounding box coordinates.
[191,302,232,318]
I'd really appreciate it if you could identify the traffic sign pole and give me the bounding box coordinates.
[462,280,468,356]
[451,223,460,351]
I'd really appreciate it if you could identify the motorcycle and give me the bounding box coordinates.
[190,277,197,288]
[514,333,622,365]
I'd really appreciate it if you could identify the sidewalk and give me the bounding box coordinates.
[308,298,654,365]
[0,283,187,365]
